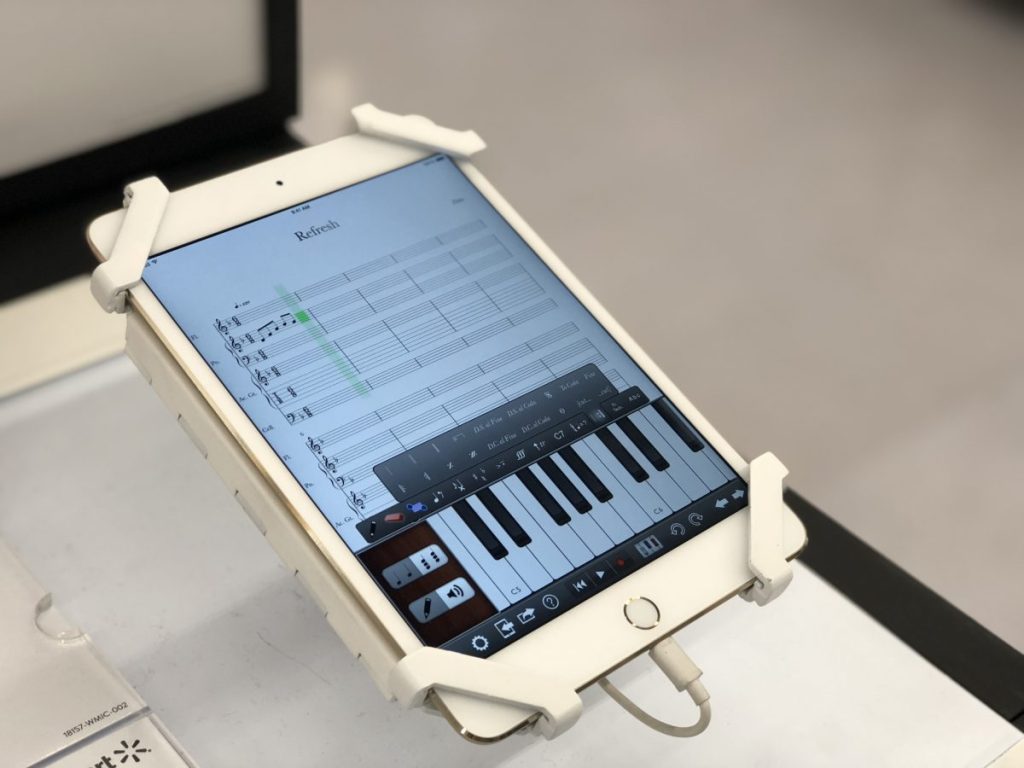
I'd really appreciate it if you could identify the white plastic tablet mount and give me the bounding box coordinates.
[89,103,794,739]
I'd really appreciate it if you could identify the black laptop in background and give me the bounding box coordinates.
[0,0,299,304]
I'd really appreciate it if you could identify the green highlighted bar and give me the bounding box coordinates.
[275,286,369,397]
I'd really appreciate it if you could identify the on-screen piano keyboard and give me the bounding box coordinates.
[358,364,740,617]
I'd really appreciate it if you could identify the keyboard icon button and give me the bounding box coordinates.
[635,535,663,559]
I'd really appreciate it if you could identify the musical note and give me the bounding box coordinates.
[252,313,298,342]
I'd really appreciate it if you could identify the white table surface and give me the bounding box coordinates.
[0,355,1019,767]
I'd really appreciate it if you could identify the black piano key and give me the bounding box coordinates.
[618,416,670,471]
[559,445,613,503]
[453,499,508,559]
[538,456,592,513]
[516,468,572,525]
[596,427,649,482]
[652,398,704,452]
[477,487,532,547]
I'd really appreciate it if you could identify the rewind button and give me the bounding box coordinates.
[568,574,592,595]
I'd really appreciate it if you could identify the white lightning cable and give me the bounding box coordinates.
[597,636,711,737]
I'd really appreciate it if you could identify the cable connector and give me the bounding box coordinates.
[598,636,711,738]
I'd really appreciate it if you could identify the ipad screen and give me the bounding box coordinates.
[142,155,746,655]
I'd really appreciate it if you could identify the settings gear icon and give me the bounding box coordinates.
[470,634,489,652]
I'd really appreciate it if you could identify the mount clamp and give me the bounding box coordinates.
[90,177,169,314]
[740,452,793,606]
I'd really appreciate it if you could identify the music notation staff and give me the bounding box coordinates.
[220,244,542,413]
[205,217,636,534]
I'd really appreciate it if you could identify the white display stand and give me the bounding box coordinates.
[85,105,796,740]
[0,349,1020,765]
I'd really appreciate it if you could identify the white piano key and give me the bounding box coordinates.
[580,434,672,522]
[548,452,632,544]
[630,409,709,500]
[436,507,529,604]
[427,515,509,610]
[530,461,614,555]
[488,480,573,578]
[608,421,692,512]
[503,474,593,567]
[466,495,553,592]
[566,442,654,534]
[703,440,739,481]
[642,407,729,491]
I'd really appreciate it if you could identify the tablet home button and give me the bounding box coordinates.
[623,597,660,629]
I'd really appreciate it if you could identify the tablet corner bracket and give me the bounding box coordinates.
[741,452,793,606]
[90,177,170,314]
[352,103,486,158]
[388,646,582,740]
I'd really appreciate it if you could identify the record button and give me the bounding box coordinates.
[607,551,637,576]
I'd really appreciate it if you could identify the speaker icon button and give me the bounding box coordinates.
[407,577,475,624]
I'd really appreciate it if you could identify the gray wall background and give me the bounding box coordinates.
[294,0,1024,650]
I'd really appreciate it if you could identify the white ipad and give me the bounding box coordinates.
[88,132,805,739]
